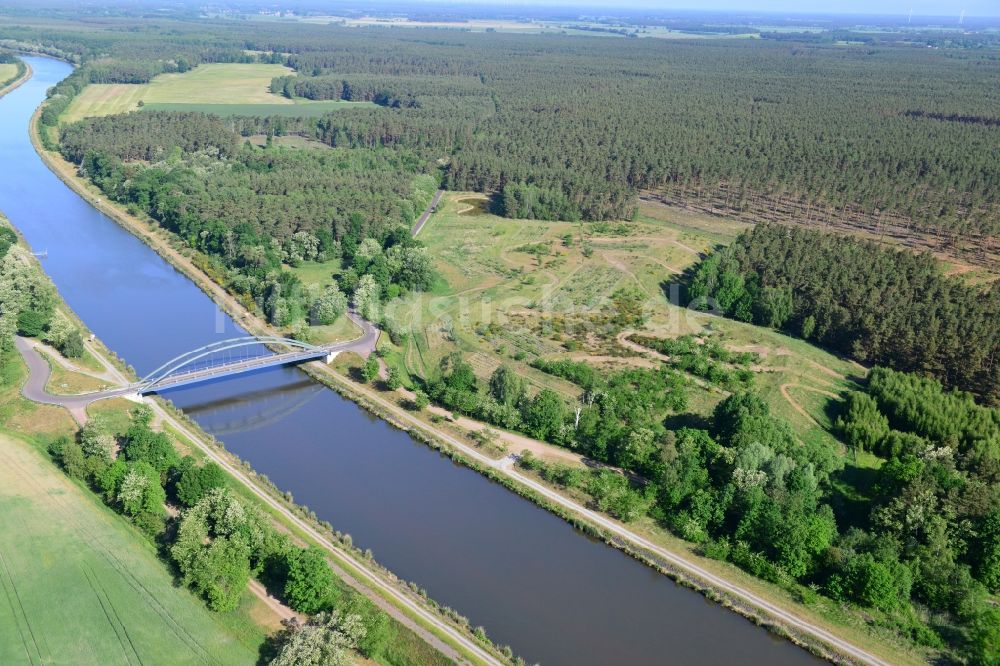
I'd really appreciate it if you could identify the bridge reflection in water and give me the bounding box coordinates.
[180,377,326,437]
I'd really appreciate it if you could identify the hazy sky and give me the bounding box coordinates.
[424,0,998,18]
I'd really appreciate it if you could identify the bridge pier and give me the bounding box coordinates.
[325,351,338,364]
[122,392,145,404]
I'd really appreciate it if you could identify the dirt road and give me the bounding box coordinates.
[412,189,444,237]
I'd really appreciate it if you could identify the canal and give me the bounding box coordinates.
[0,56,818,666]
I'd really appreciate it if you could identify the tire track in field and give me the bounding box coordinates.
[0,550,36,664]
[88,547,215,665]
[44,486,217,663]
[780,383,820,426]
[82,565,139,665]
[780,383,841,428]
[0,445,216,665]
[0,550,43,665]
[89,565,146,665]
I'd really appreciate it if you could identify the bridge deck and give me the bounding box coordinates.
[138,348,330,394]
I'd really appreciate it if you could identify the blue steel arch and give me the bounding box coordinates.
[138,336,323,391]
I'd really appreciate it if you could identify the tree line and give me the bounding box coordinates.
[407,324,998,659]
[0,218,84,358]
[834,367,1000,662]
[46,406,429,665]
[512,353,999,661]
[59,112,435,332]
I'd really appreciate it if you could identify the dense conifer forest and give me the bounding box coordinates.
[686,224,1000,402]
[5,15,999,239]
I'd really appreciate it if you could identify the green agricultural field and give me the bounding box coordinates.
[60,84,146,123]
[0,63,18,83]
[142,63,293,104]
[61,63,376,123]
[0,433,265,665]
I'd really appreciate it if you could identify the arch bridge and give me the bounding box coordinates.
[133,336,336,395]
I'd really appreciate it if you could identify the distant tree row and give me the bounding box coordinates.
[270,74,421,108]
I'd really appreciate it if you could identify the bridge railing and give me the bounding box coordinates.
[138,336,324,391]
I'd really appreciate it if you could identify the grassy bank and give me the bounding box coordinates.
[0,56,29,98]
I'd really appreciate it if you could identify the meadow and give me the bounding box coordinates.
[142,63,292,104]
[61,63,374,123]
[376,192,863,453]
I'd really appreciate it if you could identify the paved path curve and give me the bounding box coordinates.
[14,311,380,413]
[15,336,97,422]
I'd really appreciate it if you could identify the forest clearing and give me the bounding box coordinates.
[61,63,372,123]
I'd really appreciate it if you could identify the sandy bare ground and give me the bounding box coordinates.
[376,359,584,465]
[567,353,659,370]
[456,414,583,464]
[616,330,671,362]
[247,579,301,629]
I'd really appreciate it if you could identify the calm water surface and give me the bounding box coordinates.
[0,56,819,666]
